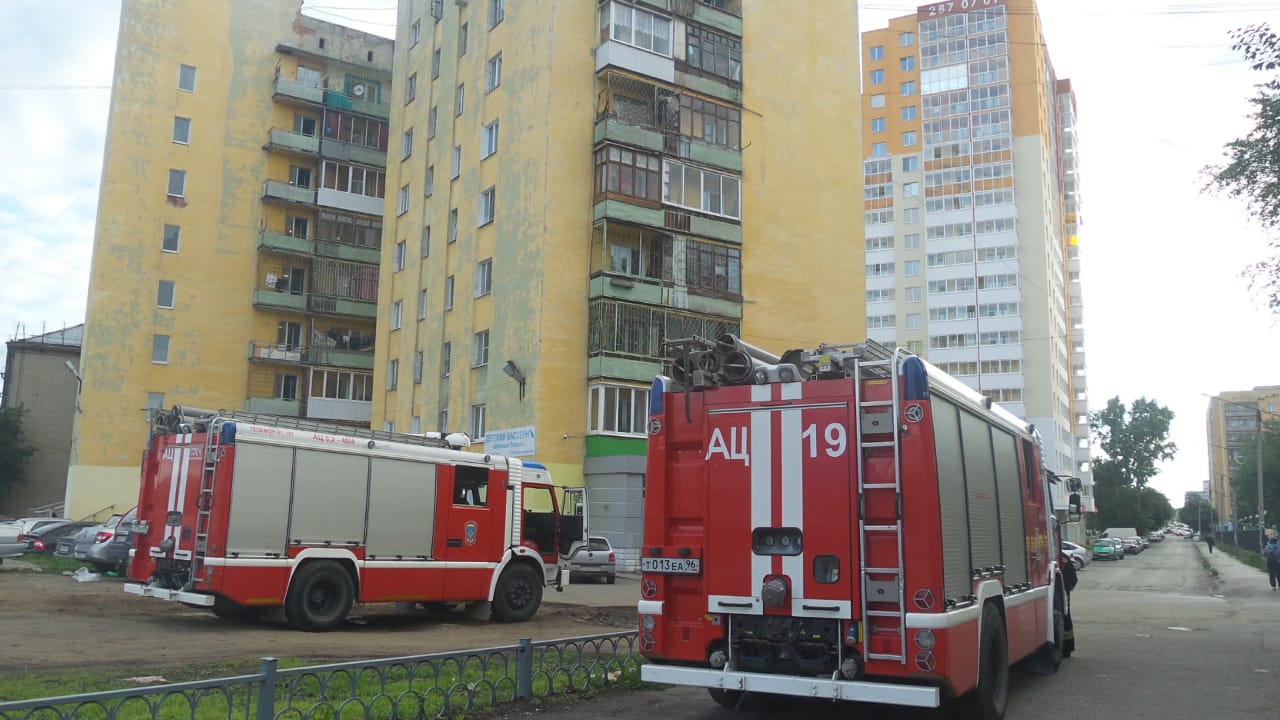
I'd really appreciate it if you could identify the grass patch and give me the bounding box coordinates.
[1218,543,1268,572]
[14,553,100,574]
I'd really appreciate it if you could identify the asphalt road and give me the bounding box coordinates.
[546,538,1280,720]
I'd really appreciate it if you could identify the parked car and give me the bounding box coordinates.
[22,521,93,555]
[1147,531,1164,543]
[569,536,617,584]
[1,517,72,561]
[0,524,22,561]
[72,509,135,572]
[1092,537,1122,561]
[1061,541,1089,569]
[106,517,136,570]
[1121,536,1144,555]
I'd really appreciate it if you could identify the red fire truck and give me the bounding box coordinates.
[124,407,584,631]
[638,336,1077,718]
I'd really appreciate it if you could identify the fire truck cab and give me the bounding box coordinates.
[638,336,1073,718]
[124,407,585,631]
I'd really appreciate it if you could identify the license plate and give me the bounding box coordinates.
[642,557,701,575]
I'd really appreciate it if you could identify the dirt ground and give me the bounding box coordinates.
[0,565,639,675]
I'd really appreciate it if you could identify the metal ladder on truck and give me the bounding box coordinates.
[853,343,908,665]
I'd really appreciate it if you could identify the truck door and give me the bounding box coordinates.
[440,464,497,599]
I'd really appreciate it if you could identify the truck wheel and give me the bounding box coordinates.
[956,603,1008,720]
[1027,606,1064,675]
[707,688,743,708]
[606,574,616,585]
[285,561,354,632]
[492,563,542,623]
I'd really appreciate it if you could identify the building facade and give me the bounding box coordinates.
[1206,388,1280,531]
[69,0,393,518]
[859,0,1094,540]
[1,325,82,516]
[376,0,865,567]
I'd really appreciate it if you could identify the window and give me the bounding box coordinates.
[904,233,920,250]
[162,224,180,253]
[397,184,409,215]
[603,2,673,56]
[410,18,421,46]
[431,49,441,79]
[595,146,661,203]
[902,105,917,121]
[152,335,170,364]
[903,131,918,146]
[587,384,649,436]
[172,117,191,144]
[902,156,919,172]
[177,64,196,92]
[274,374,299,400]
[290,165,313,188]
[401,128,413,159]
[448,208,458,241]
[903,181,920,197]
[678,95,741,148]
[422,225,431,256]
[901,81,917,96]
[425,165,434,196]
[439,408,449,430]
[394,240,406,270]
[411,416,421,433]
[685,24,740,82]
[458,22,468,56]
[870,94,886,109]
[662,160,740,219]
[472,330,490,367]
[451,145,462,179]
[871,117,886,133]
[456,83,465,116]
[470,404,486,440]
[419,287,429,319]
[475,258,493,297]
[441,342,452,376]
[903,207,920,223]
[428,106,438,138]
[900,56,916,71]
[870,69,885,85]
[156,280,175,308]
[391,300,403,329]
[147,392,165,409]
[294,114,318,136]
[321,162,385,198]
[444,275,455,310]
[481,120,499,158]
[904,260,921,277]
[906,286,922,303]
[478,186,496,226]
[870,142,887,158]
[488,0,505,28]
[405,73,417,103]
[685,239,741,295]
[311,369,374,402]
[900,31,915,47]
[485,53,502,93]
[387,359,399,390]
[167,169,186,197]
[413,351,424,383]
[325,112,389,150]
[869,45,884,60]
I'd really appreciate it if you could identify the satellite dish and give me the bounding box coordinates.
[352,84,366,97]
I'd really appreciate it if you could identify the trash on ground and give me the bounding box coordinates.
[73,567,101,583]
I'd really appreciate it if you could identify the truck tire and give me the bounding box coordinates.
[707,688,743,708]
[956,602,1008,720]
[492,563,542,623]
[1027,605,1064,675]
[285,560,354,632]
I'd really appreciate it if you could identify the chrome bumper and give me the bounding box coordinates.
[122,582,215,606]
[641,665,941,708]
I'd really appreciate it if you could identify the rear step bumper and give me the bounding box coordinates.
[642,665,940,708]
[123,582,215,606]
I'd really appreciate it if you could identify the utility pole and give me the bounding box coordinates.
[1257,404,1266,551]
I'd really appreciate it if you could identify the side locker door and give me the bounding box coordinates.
[704,400,763,614]
[1019,439,1050,641]
[440,464,496,599]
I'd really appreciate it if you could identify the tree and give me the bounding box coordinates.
[1204,23,1280,311]
[1179,494,1215,535]
[1228,416,1280,529]
[1090,397,1178,491]
[0,405,36,504]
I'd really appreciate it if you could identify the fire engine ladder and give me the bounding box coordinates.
[854,345,908,664]
[190,430,221,582]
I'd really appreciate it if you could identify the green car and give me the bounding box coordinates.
[1092,538,1122,561]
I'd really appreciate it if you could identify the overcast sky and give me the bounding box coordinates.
[1,0,1278,507]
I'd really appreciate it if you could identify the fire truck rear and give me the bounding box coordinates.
[124,407,584,631]
[638,336,1075,717]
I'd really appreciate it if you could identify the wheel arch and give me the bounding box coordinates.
[487,546,547,601]
[289,548,361,599]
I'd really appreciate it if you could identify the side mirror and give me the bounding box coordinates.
[1068,493,1082,522]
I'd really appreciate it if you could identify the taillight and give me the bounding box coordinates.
[32,539,45,551]
[16,534,24,542]
[95,531,113,543]
[608,552,616,561]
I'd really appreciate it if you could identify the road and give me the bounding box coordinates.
[544,538,1280,720]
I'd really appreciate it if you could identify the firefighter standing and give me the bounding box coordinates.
[1059,550,1078,656]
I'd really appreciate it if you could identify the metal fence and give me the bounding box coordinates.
[0,632,640,720]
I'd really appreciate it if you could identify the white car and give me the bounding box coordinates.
[1,517,68,561]
[1061,540,1089,569]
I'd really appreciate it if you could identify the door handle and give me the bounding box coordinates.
[447,539,462,547]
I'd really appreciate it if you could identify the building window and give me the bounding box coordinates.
[410,18,421,46]
[900,32,915,47]
[685,24,741,82]
[870,69,885,84]
[903,156,919,172]
[321,162,385,198]
[419,287,429,318]
[903,207,920,223]
[904,260,921,277]
[289,165,313,189]
[470,404,486,440]
[425,165,434,196]
[587,384,649,436]
[475,258,493,297]
[438,408,449,431]
[478,186,496,226]
[405,73,417,103]
[685,239,741,295]
[444,275,455,310]
[387,359,399,390]
[869,45,884,61]
[870,142,887,158]
[177,64,196,92]
[902,105,917,121]
[903,181,920,197]
[274,374,300,401]
[156,280,175,308]
[595,146,661,203]
[481,119,499,159]
[394,240,407,271]
[456,83,465,116]
[294,114,318,136]
[485,52,502,93]
[401,128,413,160]
[152,335,170,364]
[428,106,437,138]
[167,169,186,197]
[901,81,917,96]
[488,0,505,28]
[903,131,918,147]
[431,49,441,79]
[311,369,374,402]
[451,145,462,179]
[397,184,410,215]
[411,416,421,433]
[147,392,165,409]
[172,116,191,144]
[391,300,403,330]
[602,1,673,56]
[662,160,740,219]
[472,330,490,367]
[870,94,886,109]
[448,208,458,241]
[904,233,921,250]
[871,117,886,133]
[867,262,895,277]
[441,341,452,376]
[900,56,916,71]
[678,95,741,148]
[422,225,431,256]
[325,112,389,150]
[414,351,424,383]
[458,21,468,56]
[163,224,180,253]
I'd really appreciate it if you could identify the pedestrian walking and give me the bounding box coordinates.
[1205,530,1215,554]
[1264,537,1280,591]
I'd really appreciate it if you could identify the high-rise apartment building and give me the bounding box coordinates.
[378,0,864,566]
[69,0,393,517]
[1206,388,1280,529]
[859,0,1093,537]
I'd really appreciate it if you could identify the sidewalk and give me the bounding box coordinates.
[1194,541,1275,598]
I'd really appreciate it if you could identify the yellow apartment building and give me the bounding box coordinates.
[69,0,393,518]
[376,0,865,567]
[1206,388,1280,530]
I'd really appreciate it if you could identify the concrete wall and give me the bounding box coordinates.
[1,340,79,515]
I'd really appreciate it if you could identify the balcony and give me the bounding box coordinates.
[258,229,312,256]
[264,128,319,156]
[320,138,387,169]
[668,0,742,35]
[307,397,372,423]
[262,180,315,206]
[593,199,740,244]
[252,290,376,319]
[249,340,374,371]
[245,397,303,416]
[252,288,308,312]
[314,239,379,264]
[273,75,324,106]
[595,72,743,173]
[316,188,384,216]
[324,89,390,121]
